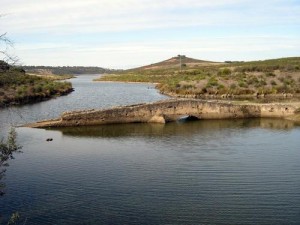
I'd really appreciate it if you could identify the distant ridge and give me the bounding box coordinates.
[130,55,218,71]
[23,65,111,75]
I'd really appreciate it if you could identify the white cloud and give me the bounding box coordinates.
[1,0,299,68]
[2,0,299,34]
[15,36,300,68]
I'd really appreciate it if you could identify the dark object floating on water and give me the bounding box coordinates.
[46,138,53,142]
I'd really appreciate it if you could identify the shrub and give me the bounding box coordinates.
[266,72,276,77]
[217,84,225,89]
[278,77,285,83]
[34,84,43,93]
[230,83,237,89]
[270,80,277,86]
[206,77,218,88]
[218,68,231,76]
[260,80,267,86]
[238,81,247,88]
[222,68,231,75]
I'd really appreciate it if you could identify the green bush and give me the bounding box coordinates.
[230,83,237,89]
[218,68,231,76]
[206,77,219,87]
[271,80,277,86]
[238,81,247,88]
[266,72,276,77]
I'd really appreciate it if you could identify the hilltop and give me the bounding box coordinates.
[130,55,219,71]
[96,56,300,101]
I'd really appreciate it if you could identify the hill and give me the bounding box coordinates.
[96,56,300,100]
[129,55,219,71]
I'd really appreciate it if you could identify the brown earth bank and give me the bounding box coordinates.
[26,99,300,128]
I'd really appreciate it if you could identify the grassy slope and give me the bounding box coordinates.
[0,63,73,107]
[97,56,300,99]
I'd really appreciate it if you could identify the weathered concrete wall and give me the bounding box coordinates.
[27,99,300,128]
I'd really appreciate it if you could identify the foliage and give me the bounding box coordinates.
[0,63,73,107]
[0,128,22,224]
[0,128,22,195]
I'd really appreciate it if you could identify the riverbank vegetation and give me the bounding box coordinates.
[96,56,300,99]
[0,61,73,107]
[23,65,112,75]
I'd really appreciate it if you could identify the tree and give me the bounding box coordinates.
[0,16,22,225]
[0,128,22,224]
[0,33,18,65]
[0,15,18,65]
[0,128,22,196]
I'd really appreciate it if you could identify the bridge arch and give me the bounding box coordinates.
[177,115,200,122]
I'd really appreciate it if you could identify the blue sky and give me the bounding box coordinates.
[1,0,300,69]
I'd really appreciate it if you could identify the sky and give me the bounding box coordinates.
[1,0,300,69]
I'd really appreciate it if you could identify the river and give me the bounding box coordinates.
[0,75,299,224]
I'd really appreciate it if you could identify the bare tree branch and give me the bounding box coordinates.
[0,32,13,46]
[1,15,19,65]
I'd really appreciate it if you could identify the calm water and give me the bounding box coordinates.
[0,75,300,224]
[0,75,167,135]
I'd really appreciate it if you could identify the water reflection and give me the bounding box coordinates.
[52,118,298,138]
[2,118,299,225]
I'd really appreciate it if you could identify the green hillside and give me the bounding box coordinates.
[96,56,300,100]
[0,61,73,107]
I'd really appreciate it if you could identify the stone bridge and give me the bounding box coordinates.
[27,99,299,128]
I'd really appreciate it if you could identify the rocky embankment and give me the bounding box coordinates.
[26,99,300,128]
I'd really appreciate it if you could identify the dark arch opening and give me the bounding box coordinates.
[177,115,200,123]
